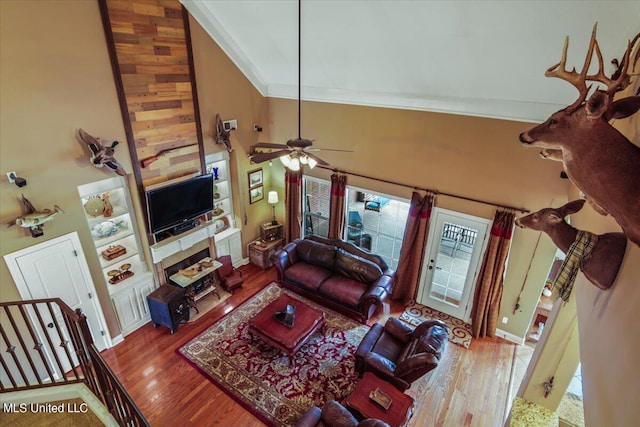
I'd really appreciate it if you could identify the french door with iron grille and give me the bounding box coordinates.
[417,208,490,321]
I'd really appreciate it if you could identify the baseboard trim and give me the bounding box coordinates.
[496,328,525,345]
[110,334,124,347]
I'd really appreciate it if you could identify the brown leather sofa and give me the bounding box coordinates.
[271,235,396,323]
[295,401,390,427]
[355,317,447,391]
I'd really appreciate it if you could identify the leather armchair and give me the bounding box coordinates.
[216,255,243,292]
[295,401,390,427]
[355,317,447,391]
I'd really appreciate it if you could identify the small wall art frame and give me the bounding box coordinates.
[250,185,264,204]
[248,168,263,188]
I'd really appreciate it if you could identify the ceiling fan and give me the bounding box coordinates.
[249,0,352,171]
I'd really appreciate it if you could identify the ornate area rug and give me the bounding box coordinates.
[186,288,232,323]
[400,303,472,349]
[177,283,369,427]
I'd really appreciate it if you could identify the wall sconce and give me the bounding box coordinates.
[6,171,27,188]
[268,191,279,225]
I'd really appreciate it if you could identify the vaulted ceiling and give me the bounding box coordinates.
[182,1,640,123]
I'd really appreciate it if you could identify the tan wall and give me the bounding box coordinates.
[1,0,590,388]
[0,0,129,336]
[0,2,272,340]
[188,14,275,246]
[267,97,569,338]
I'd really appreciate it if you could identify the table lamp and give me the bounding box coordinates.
[268,191,279,225]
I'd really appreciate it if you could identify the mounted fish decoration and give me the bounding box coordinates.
[76,128,126,176]
[7,194,64,237]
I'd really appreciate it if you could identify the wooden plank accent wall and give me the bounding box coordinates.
[99,0,205,189]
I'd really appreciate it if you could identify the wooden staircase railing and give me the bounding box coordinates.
[0,299,149,426]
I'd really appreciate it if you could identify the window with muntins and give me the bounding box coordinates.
[302,177,331,238]
[346,190,409,270]
[301,177,410,270]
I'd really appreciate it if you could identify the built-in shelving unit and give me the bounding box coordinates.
[78,176,156,337]
[205,151,244,267]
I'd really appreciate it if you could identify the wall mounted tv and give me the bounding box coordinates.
[146,174,214,235]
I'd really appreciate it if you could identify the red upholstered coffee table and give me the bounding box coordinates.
[248,294,325,363]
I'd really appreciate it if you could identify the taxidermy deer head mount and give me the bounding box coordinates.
[516,200,627,292]
[519,24,640,246]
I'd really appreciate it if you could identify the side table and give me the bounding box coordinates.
[345,372,415,427]
[249,238,284,269]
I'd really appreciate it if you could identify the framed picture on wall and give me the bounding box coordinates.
[250,185,264,204]
[248,168,263,189]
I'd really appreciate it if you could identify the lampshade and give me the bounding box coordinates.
[288,157,300,171]
[280,155,291,167]
[268,191,279,204]
[307,156,317,169]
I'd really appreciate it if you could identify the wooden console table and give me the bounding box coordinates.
[169,257,222,312]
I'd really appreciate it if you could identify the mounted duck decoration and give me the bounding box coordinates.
[516,200,627,296]
[76,128,126,176]
[7,194,64,238]
[215,114,232,152]
[519,25,640,246]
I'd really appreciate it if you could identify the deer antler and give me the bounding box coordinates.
[545,23,632,114]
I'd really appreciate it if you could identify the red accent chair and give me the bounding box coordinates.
[216,255,243,292]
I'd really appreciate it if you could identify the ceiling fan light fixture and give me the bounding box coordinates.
[307,157,317,169]
[299,155,308,165]
[289,157,301,171]
[280,155,291,167]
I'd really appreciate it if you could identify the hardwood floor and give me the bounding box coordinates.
[101,264,515,427]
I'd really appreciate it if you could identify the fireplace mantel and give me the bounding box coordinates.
[150,222,232,264]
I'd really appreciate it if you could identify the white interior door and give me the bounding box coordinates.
[418,209,490,321]
[4,232,111,376]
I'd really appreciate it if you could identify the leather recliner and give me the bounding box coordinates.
[355,317,447,391]
[295,401,390,427]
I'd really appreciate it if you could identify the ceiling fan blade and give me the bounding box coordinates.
[250,150,291,164]
[254,142,289,149]
[306,147,354,153]
[304,151,330,166]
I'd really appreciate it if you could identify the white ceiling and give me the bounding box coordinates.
[182,1,640,123]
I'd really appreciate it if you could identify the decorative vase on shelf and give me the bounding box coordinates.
[102,193,113,217]
[212,167,219,180]
[84,196,104,217]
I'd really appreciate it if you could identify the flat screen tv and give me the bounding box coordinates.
[146,174,214,234]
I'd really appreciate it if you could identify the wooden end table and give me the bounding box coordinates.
[248,294,325,364]
[345,372,415,427]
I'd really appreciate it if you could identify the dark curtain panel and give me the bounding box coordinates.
[285,169,303,243]
[470,209,515,338]
[393,191,435,304]
[327,173,347,239]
